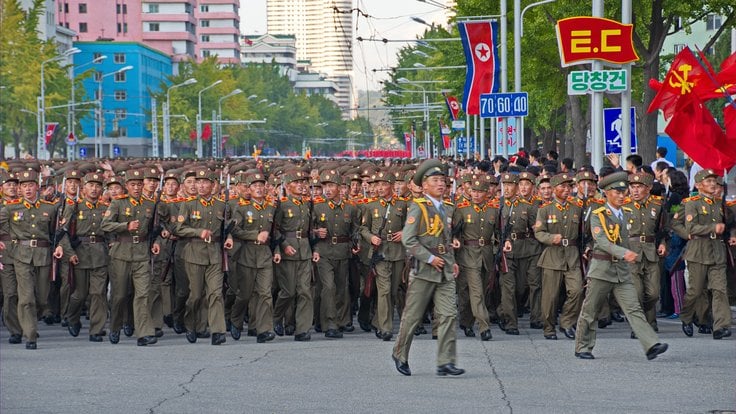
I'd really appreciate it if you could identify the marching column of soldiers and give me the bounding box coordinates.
[0,156,734,374]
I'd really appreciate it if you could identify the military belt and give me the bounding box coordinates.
[629,235,655,243]
[0,234,11,242]
[118,235,142,244]
[428,244,448,255]
[559,238,577,247]
[283,230,305,239]
[510,232,532,240]
[190,236,222,244]
[77,235,101,244]
[590,252,619,262]
[691,233,718,240]
[463,238,488,247]
[244,238,270,245]
[326,236,351,244]
[15,239,50,247]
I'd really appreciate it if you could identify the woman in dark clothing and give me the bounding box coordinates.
[661,168,689,317]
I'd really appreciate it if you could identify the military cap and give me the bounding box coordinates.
[461,173,474,183]
[599,171,629,191]
[193,168,217,182]
[0,170,14,185]
[105,176,123,187]
[536,174,551,186]
[518,171,537,183]
[347,170,362,182]
[550,173,574,187]
[282,170,308,184]
[269,175,280,187]
[500,173,519,184]
[64,169,83,181]
[246,173,266,186]
[575,170,597,183]
[17,170,39,184]
[372,171,395,184]
[694,168,718,184]
[629,172,654,187]
[125,169,145,182]
[310,178,322,188]
[412,159,445,186]
[144,167,160,180]
[83,173,104,185]
[470,178,489,192]
[320,170,340,185]
[163,170,180,182]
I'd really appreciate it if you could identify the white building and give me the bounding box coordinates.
[241,33,298,79]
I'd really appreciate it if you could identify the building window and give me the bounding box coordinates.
[116,4,128,14]
[202,50,211,58]
[94,90,101,100]
[115,109,127,120]
[116,22,128,33]
[93,52,103,62]
[79,22,88,33]
[78,3,86,13]
[149,23,160,32]
[119,127,128,137]
[114,91,127,101]
[114,71,127,82]
[114,53,125,64]
[201,35,210,42]
[673,44,686,54]
[148,4,159,13]
[200,5,209,12]
[94,71,102,82]
[63,2,69,13]
[201,20,209,28]
[185,3,192,13]
[706,14,722,31]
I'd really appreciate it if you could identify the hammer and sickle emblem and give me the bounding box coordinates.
[668,63,694,95]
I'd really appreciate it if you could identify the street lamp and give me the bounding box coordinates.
[197,79,222,157]
[412,50,430,59]
[411,17,431,26]
[163,77,197,158]
[216,89,243,158]
[97,65,133,158]
[68,55,107,160]
[247,94,258,100]
[39,47,80,159]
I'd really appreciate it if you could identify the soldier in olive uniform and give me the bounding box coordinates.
[230,172,278,343]
[680,169,736,340]
[173,168,233,345]
[154,170,182,330]
[0,171,22,344]
[273,170,316,341]
[534,173,583,340]
[451,176,497,341]
[66,173,109,342]
[52,169,82,327]
[516,171,543,329]
[392,159,464,377]
[574,172,668,360]
[0,170,66,349]
[312,170,361,338]
[171,169,199,334]
[360,171,407,340]
[101,169,160,346]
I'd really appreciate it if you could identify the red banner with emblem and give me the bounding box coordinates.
[443,93,461,121]
[44,123,59,146]
[556,17,639,67]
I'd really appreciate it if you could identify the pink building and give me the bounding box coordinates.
[57,0,239,64]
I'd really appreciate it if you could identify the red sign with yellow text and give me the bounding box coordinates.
[556,17,639,67]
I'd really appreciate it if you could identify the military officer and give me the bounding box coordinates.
[101,169,159,346]
[66,173,109,342]
[574,172,668,360]
[173,168,233,345]
[392,159,464,377]
[534,173,583,340]
[680,169,736,340]
[155,170,183,330]
[171,169,199,334]
[53,169,82,327]
[516,171,543,329]
[0,171,22,344]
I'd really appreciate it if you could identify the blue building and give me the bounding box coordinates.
[73,42,172,157]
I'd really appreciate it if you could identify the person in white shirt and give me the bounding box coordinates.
[650,147,674,171]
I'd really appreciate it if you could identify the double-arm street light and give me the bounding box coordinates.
[197,79,222,158]
[164,78,197,158]
[215,89,243,158]
[39,47,80,159]
[96,65,133,158]
[397,78,447,158]
[67,54,106,160]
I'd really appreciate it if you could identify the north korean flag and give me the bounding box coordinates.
[458,21,500,115]
[443,92,461,121]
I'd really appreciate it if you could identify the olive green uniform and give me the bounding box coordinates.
[0,199,21,339]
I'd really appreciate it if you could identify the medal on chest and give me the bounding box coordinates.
[247,211,253,224]
[374,208,379,218]
[13,211,23,221]
[78,211,84,220]
[192,210,201,220]
[287,208,293,218]
[124,207,131,217]
[466,214,472,224]
[320,213,326,222]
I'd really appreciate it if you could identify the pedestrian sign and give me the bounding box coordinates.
[603,107,637,154]
[79,147,87,158]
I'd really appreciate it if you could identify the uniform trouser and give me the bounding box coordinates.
[224,251,238,323]
[393,276,457,366]
[631,257,660,328]
[313,262,321,327]
[499,257,532,329]
[681,261,731,331]
[161,257,173,318]
[317,257,349,330]
[372,259,404,334]
[232,264,274,334]
[273,259,313,335]
[575,278,660,354]
[1,262,22,336]
[228,263,248,329]
[541,267,582,336]
[459,265,492,332]
[356,262,375,326]
[60,260,71,318]
[149,259,166,330]
[184,261,226,334]
[527,256,542,324]
[109,259,154,338]
[14,262,49,342]
[172,251,189,325]
[596,294,621,321]
[67,266,107,335]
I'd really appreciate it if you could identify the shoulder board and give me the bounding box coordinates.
[214,195,225,202]
[622,206,633,212]
[725,199,736,207]
[517,198,532,205]
[540,201,553,208]
[313,199,326,204]
[113,194,128,200]
[65,198,75,206]
[623,197,632,204]
[442,199,454,206]
[398,196,410,202]
[413,197,427,204]
[574,199,583,207]
[280,196,288,202]
[592,206,607,214]
[651,195,663,201]
[683,195,700,202]
[591,198,605,204]
[4,198,21,205]
[229,194,238,200]
[649,198,663,205]
[238,200,251,206]
[457,200,471,208]
[185,195,197,202]
[368,196,378,202]
[100,200,110,207]
[39,199,55,205]
[486,200,500,208]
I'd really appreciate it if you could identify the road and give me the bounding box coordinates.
[1,313,734,414]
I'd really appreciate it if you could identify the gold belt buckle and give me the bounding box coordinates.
[437,244,446,255]
[478,238,485,247]
[204,235,212,244]
[29,239,38,248]
[710,232,717,240]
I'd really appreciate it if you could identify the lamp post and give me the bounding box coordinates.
[216,88,243,158]
[197,79,222,158]
[164,78,197,158]
[68,55,106,160]
[39,47,80,159]
[96,65,133,158]
[398,78,447,158]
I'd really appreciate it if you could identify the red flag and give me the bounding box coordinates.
[404,132,411,153]
[189,129,197,141]
[243,37,254,46]
[443,93,461,121]
[458,21,500,115]
[690,49,736,101]
[439,121,451,150]
[44,123,59,146]
[201,124,212,141]
[726,104,736,140]
[648,47,710,120]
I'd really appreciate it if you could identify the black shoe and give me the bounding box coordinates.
[285,326,295,336]
[163,314,174,328]
[8,334,22,344]
[123,324,134,337]
[375,329,383,339]
[256,332,275,343]
[43,315,55,325]
[274,322,284,336]
[109,330,120,344]
[437,363,465,376]
[505,328,519,335]
[611,311,625,323]
[529,321,543,330]
[359,321,372,332]
[646,343,668,360]
[463,327,476,337]
[89,334,103,342]
[247,329,257,337]
[431,335,438,340]
[598,319,612,329]
[54,314,61,323]
[197,331,210,339]
[231,326,241,340]
[480,330,492,341]
[630,331,637,339]
[713,328,732,340]
[137,336,157,346]
[392,355,411,376]
[560,326,576,339]
[575,352,594,359]
[155,328,164,338]
[173,322,186,334]
[226,319,232,333]
[68,322,82,337]
[186,331,197,343]
[25,341,37,350]
[682,322,693,337]
[698,325,712,334]
[314,324,323,333]
[61,318,69,328]
[211,333,226,345]
[294,332,311,341]
[381,331,393,341]
[497,320,507,332]
[342,323,355,333]
[416,325,427,335]
[545,333,558,340]
[325,329,343,339]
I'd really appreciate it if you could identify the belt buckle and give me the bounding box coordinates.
[561,238,569,247]
[710,232,717,240]
[639,235,647,242]
[204,235,212,244]
[29,239,38,248]
[611,256,619,263]
[478,238,485,247]
[331,236,338,245]
[89,235,96,244]
[510,233,517,240]
[131,236,140,244]
[254,240,261,245]
[295,230,302,239]
[437,244,446,255]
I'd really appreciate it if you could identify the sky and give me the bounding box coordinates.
[240,0,452,91]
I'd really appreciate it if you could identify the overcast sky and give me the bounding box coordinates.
[240,0,451,91]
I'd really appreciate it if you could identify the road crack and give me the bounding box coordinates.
[481,342,513,413]
[148,367,205,414]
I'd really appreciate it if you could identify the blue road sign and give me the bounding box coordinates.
[113,146,121,157]
[79,147,87,158]
[604,107,637,154]
[456,136,476,154]
[479,92,529,118]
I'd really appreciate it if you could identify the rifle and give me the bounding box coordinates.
[269,183,284,253]
[50,177,67,284]
[148,174,164,274]
[308,182,316,248]
[364,203,391,298]
[579,182,590,276]
[221,174,235,274]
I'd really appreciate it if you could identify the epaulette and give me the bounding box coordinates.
[592,206,607,214]
[726,199,736,207]
[651,195,663,201]
[185,195,197,202]
[280,196,288,202]
[622,206,633,212]
[574,199,583,207]
[356,197,370,204]
[623,197,632,204]
[540,201,553,208]
[39,199,56,205]
[517,198,532,205]
[589,198,605,204]
[457,200,471,209]
[113,194,128,200]
[4,198,21,205]
[486,200,500,208]
[442,199,454,206]
[214,195,225,202]
[682,195,700,203]
[398,196,410,202]
[238,199,251,206]
[368,196,378,202]
[413,197,427,204]
[65,198,75,206]
[649,197,663,205]
[100,200,110,207]
[313,198,326,204]
[229,193,238,200]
